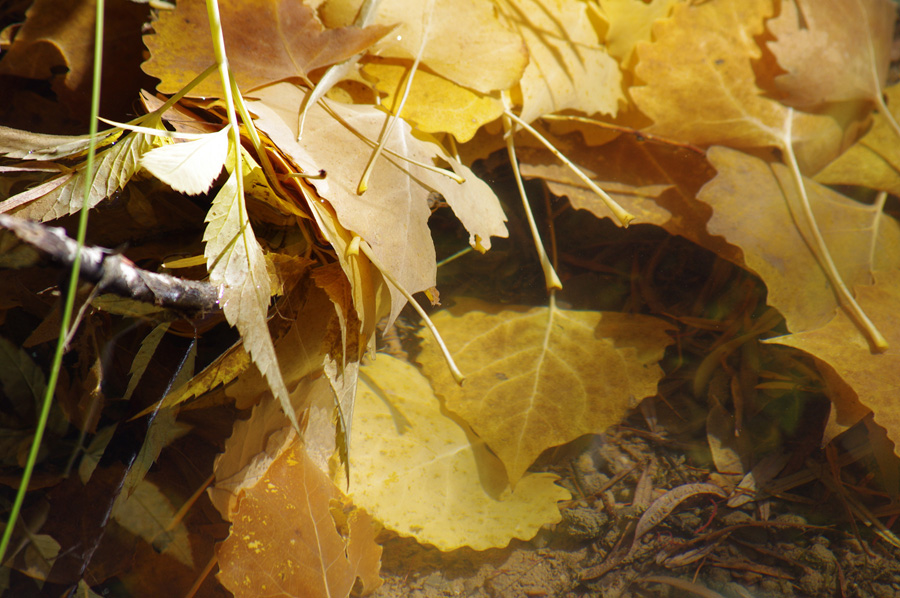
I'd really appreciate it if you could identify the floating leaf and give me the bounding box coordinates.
[419,298,674,484]
[349,354,569,551]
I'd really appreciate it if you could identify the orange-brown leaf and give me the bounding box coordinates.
[142,0,391,96]
[216,441,382,598]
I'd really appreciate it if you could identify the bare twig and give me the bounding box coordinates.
[0,213,220,315]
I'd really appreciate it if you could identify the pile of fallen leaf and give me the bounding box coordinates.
[2,0,900,596]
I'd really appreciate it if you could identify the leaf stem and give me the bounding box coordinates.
[358,240,465,384]
[502,106,562,291]
[781,109,887,351]
[504,110,635,227]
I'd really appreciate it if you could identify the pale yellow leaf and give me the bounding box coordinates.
[320,0,528,94]
[419,299,674,484]
[204,167,296,430]
[139,127,229,195]
[599,0,680,66]
[500,0,623,123]
[349,354,570,551]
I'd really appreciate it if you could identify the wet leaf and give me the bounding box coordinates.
[348,354,569,551]
[419,298,674,484]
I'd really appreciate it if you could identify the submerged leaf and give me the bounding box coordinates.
[349,354,569,551]
[419,299,674,484]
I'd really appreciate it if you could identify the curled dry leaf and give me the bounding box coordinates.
[249,82,507,327]
[418,298,674,485]
[142,0,391,97]
[348,354,569,551]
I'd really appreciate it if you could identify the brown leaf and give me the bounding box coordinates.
[216,440,382,598]
[630,0,842,172]
[698,146,900,333]
[767,0,895,109]
[770,269,900,456]
[142,0,391,96]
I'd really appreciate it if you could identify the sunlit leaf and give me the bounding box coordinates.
[139,127,230,195]
[349,354,569,551]
[419,298,674,484]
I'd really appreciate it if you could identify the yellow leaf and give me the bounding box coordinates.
[217,440,383,598]
[599,0,680,66]
[250,83,507,327]
[204,167,297,429]
[139,127,229,195]
[699,146,900,333]
[349,354,570,551]
[816,83,900,194]
[320,0,528,94]
[500,0,623,123]
[767,0,895,109]
[361,59,504,142]
[630,0,841,172]
[419,299,674,484]
[770,269,900,458]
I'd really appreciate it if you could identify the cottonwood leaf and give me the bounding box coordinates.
[204,167,297,430]
[770,269,900,457]
[419,299,674,485]
[3,130,162,221]
[816,83,900,194]
[349,354,569,551]
[767,0,895,109]
[142,0,391,97]
[139,127,229,195]
[361,59,505,142]
[216,441,382,598]
[320,0,528,94]
[250,83,507,327]
[499,0,623,123]
[630,0,842,172]
[598,0,680,66]
[698,146,900,333]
